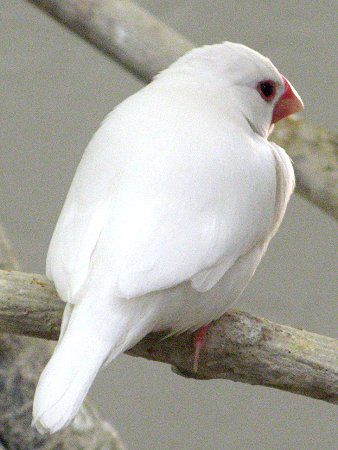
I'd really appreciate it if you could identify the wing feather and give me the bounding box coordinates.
[47,83,279,304]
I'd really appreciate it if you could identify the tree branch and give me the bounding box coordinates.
[0,269,337,404]
[26,0,192,83]
[26,0,337,219]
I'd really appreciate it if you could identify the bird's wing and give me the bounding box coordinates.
[268,142,295,235]
[47,84,278,304]
[191,141,295,293]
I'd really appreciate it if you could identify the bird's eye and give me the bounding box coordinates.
[257,80,276,102]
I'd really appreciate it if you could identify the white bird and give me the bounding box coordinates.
[33,42,303,433]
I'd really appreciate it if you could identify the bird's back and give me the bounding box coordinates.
[47,79,279,307]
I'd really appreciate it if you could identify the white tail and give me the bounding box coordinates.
[32,293,154,434]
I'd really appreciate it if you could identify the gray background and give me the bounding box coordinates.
[1,1,337,449]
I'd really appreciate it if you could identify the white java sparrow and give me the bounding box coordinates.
[33,41,303,433]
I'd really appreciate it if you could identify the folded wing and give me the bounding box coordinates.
[47,85,280,305]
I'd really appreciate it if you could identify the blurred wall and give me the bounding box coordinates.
[0,1,337,449]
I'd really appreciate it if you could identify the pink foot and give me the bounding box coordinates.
[193,324,210,372]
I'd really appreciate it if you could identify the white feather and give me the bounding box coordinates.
[33,290,156,433]
[33,41,297,433]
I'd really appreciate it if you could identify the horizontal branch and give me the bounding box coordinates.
[26,0,337,219]
[0,269,337,404]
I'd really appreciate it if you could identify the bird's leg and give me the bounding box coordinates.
[193,324,210,372]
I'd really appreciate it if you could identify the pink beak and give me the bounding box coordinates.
[272,75,304,123]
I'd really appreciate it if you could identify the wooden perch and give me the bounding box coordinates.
[26,0,337,219]
[0,269,337,404]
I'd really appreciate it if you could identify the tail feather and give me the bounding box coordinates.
[32,294,154,434]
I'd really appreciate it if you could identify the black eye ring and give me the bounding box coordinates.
[257,80,276,102]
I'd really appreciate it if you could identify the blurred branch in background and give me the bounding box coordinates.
[0,269,337,405]
[0,229,125,449]
[26,0,338,219]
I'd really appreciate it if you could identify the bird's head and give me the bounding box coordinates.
[162,41,304,138]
